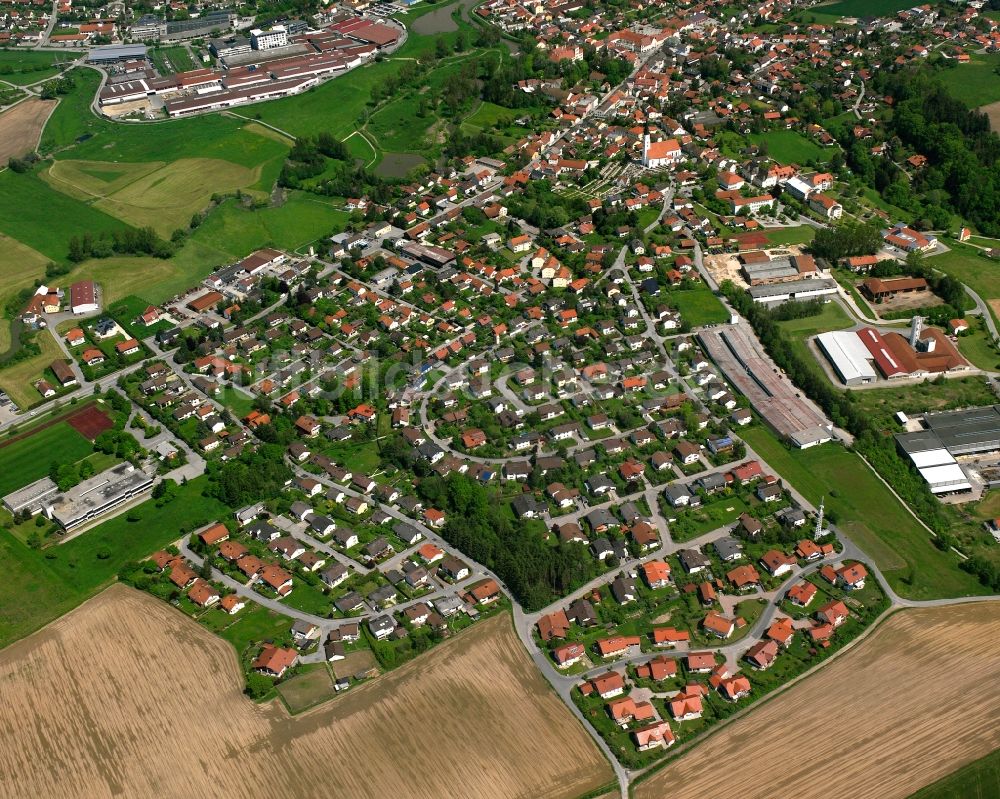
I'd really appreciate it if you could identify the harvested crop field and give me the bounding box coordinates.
[0,585,613,799]
[0,98,56,163]
[635,602,1000,799]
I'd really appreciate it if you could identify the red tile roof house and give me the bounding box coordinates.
[252,644,298,678]
[588,671,625,699]
[652,627,690,648]
[168,560,197,589]
[537,610,571,642]
[816,599,850,628]
[718,674,752,702]
[187,578,220,608]
[686,651,716,673]
[635,655,677,682]
[595,635,641,659]
[633,721,675,751]
[259,564,294,596]
[836,562,868,590]
[787,581,817,607]
[466,578,501,604]
[766,617,795,648]
[116,338,141,357]
[219,594,246,615]
[607,696,656,726]
[552,643,586,669]
[198,522,230,547]
[760,549,797,577]
[82,347,105,366]
[703,610,736,639]
[641,560,671,589]
[744,639,779,670]
[668,689,704,721]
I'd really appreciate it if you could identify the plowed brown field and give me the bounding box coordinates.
[0,585,612,799]
[635,603,1000,799]
[0,98,55,163]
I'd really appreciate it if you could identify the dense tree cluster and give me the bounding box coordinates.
[505,180,587,231]
[207,446,291,507]
[808,222,882,262]
[417,473,600,611]
[67,226,174,262]
[871,68,1000,235]
[278,132,349,188]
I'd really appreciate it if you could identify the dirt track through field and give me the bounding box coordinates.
[635,602,1000,799]
[0,585,612,799]
[0,98,56,163]
[982,101,1000,132]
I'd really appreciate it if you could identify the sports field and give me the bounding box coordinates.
[742,426,986,599]
[0,589,614,799]
[0,98,56,163]
[0,419,92,495]
[635,603,1000,799]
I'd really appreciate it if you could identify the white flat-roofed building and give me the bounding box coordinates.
[251,25,288,50]
[3,476,59,515]
[918,463,971,494]
[815,330,878,386]
[45,463,156,530]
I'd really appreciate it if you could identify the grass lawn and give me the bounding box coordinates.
[45,157,263,238]
[957,319,1000,371]
[671,496,750,541]
[0,234,48,352]
[929,241,1000,309]
[219,386,255,419]
[909,747,1000,799]
[763,226,815,246]
[0,420,92,495]
[0,50,68,85]
[0,170,133,263]
[462,101,532,131]
[811,0,917,16]
[246,59,409,141]
[741,426,987,599]
[749,130,828,165]
[41,69,290,172]
[849,376,995,420]
[323,440,381,475]
[669,284,729,326]
[777,301,853,338]
[937,54,1000,109]
[0,476,227,649]
[150,46,196,75]
[216,602,295,654]
[0,330,64,408]
[190,192,348,256]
